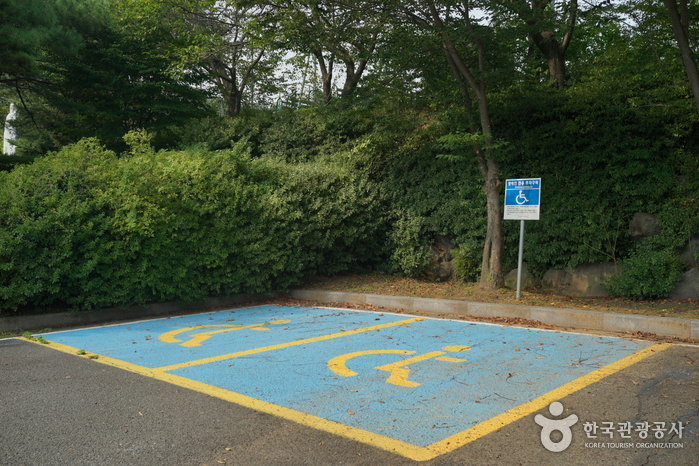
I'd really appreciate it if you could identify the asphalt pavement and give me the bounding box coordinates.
[1,301,697,466]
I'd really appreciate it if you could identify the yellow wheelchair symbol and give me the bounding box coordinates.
[327,345,471,388]
[159,320,291,347]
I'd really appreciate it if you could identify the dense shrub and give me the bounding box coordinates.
[385,211,432,276]
[0,139,117,311]
[451,242,482,282]
[0,135,387,314]
[378,116,487,276]
[606,248,684,300]
[168,112,274,153]
[263,159,389,278]
[492,84,681,277]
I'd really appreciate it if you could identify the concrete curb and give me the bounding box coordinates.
[0,292,279,333]
[289,289,699,340]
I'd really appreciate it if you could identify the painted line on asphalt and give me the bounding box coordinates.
[153,316,426,372]
[21,337,430,460]
[21,336,672,461]
[425,342,673,457]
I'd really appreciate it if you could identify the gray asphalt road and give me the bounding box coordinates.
[1,336,697,466]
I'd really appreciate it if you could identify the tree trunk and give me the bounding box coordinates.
[313,49,334,104]
[520,0,577,88]
[339,39,376,99]
[531,32,567,88]
[480,157,504,288]
[474,90,504,289]
[664,0,699,113]
[225,90,242,116]
[440,28,505,289]
[210,58,242,116]
[340,58,364,99]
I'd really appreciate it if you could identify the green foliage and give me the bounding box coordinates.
[0,0,88,82]
[451,243,482,282]
[259,108,343,162]
[386,211,431,277]
[0,138,117,311]
[606,248,684,300]
[3,0,699,303]
[169,112,273,152]
[492,80,681,276]
[21,332,49,344]
[436,132,509,161]
[1,0,212,155]
[380,114,487,276]
[38,19,212,151]
[262,158,389,279]
[0,135,386,314]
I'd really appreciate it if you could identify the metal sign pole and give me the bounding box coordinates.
[504,178,541,300]
[516,219,525,299]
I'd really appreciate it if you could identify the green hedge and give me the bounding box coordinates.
[0,136,387,314]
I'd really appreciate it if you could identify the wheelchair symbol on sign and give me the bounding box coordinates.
[159,320,291,347]
[327,345,471,388]
[515,190,529,205]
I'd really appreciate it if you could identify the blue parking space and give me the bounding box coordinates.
[38,305,661,460]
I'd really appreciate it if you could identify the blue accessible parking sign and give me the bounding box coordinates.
[504,178,541,220]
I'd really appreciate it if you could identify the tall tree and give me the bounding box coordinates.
[0,0,90,99]
[258,0,385,104]
[663,0,699,112]
[2,0,211,153]
[396,0,506,288]
[501,0,579,87]
[1,0,60,84]
[117,0,281,115]
[38,21,211,148]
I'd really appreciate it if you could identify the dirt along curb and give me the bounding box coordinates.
[0,292,279,334]
[2,289,698,344]
[289,289,699,342]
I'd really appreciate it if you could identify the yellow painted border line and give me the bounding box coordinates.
[21,338,673,462]
[154,316,426,372]
[424,342,673,458]
[23,337,429,460]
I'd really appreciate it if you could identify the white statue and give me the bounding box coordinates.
[3,103,18,156]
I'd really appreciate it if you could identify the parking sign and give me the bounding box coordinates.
[504,178,541,220]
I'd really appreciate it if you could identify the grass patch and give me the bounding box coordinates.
[21,331,50,344]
